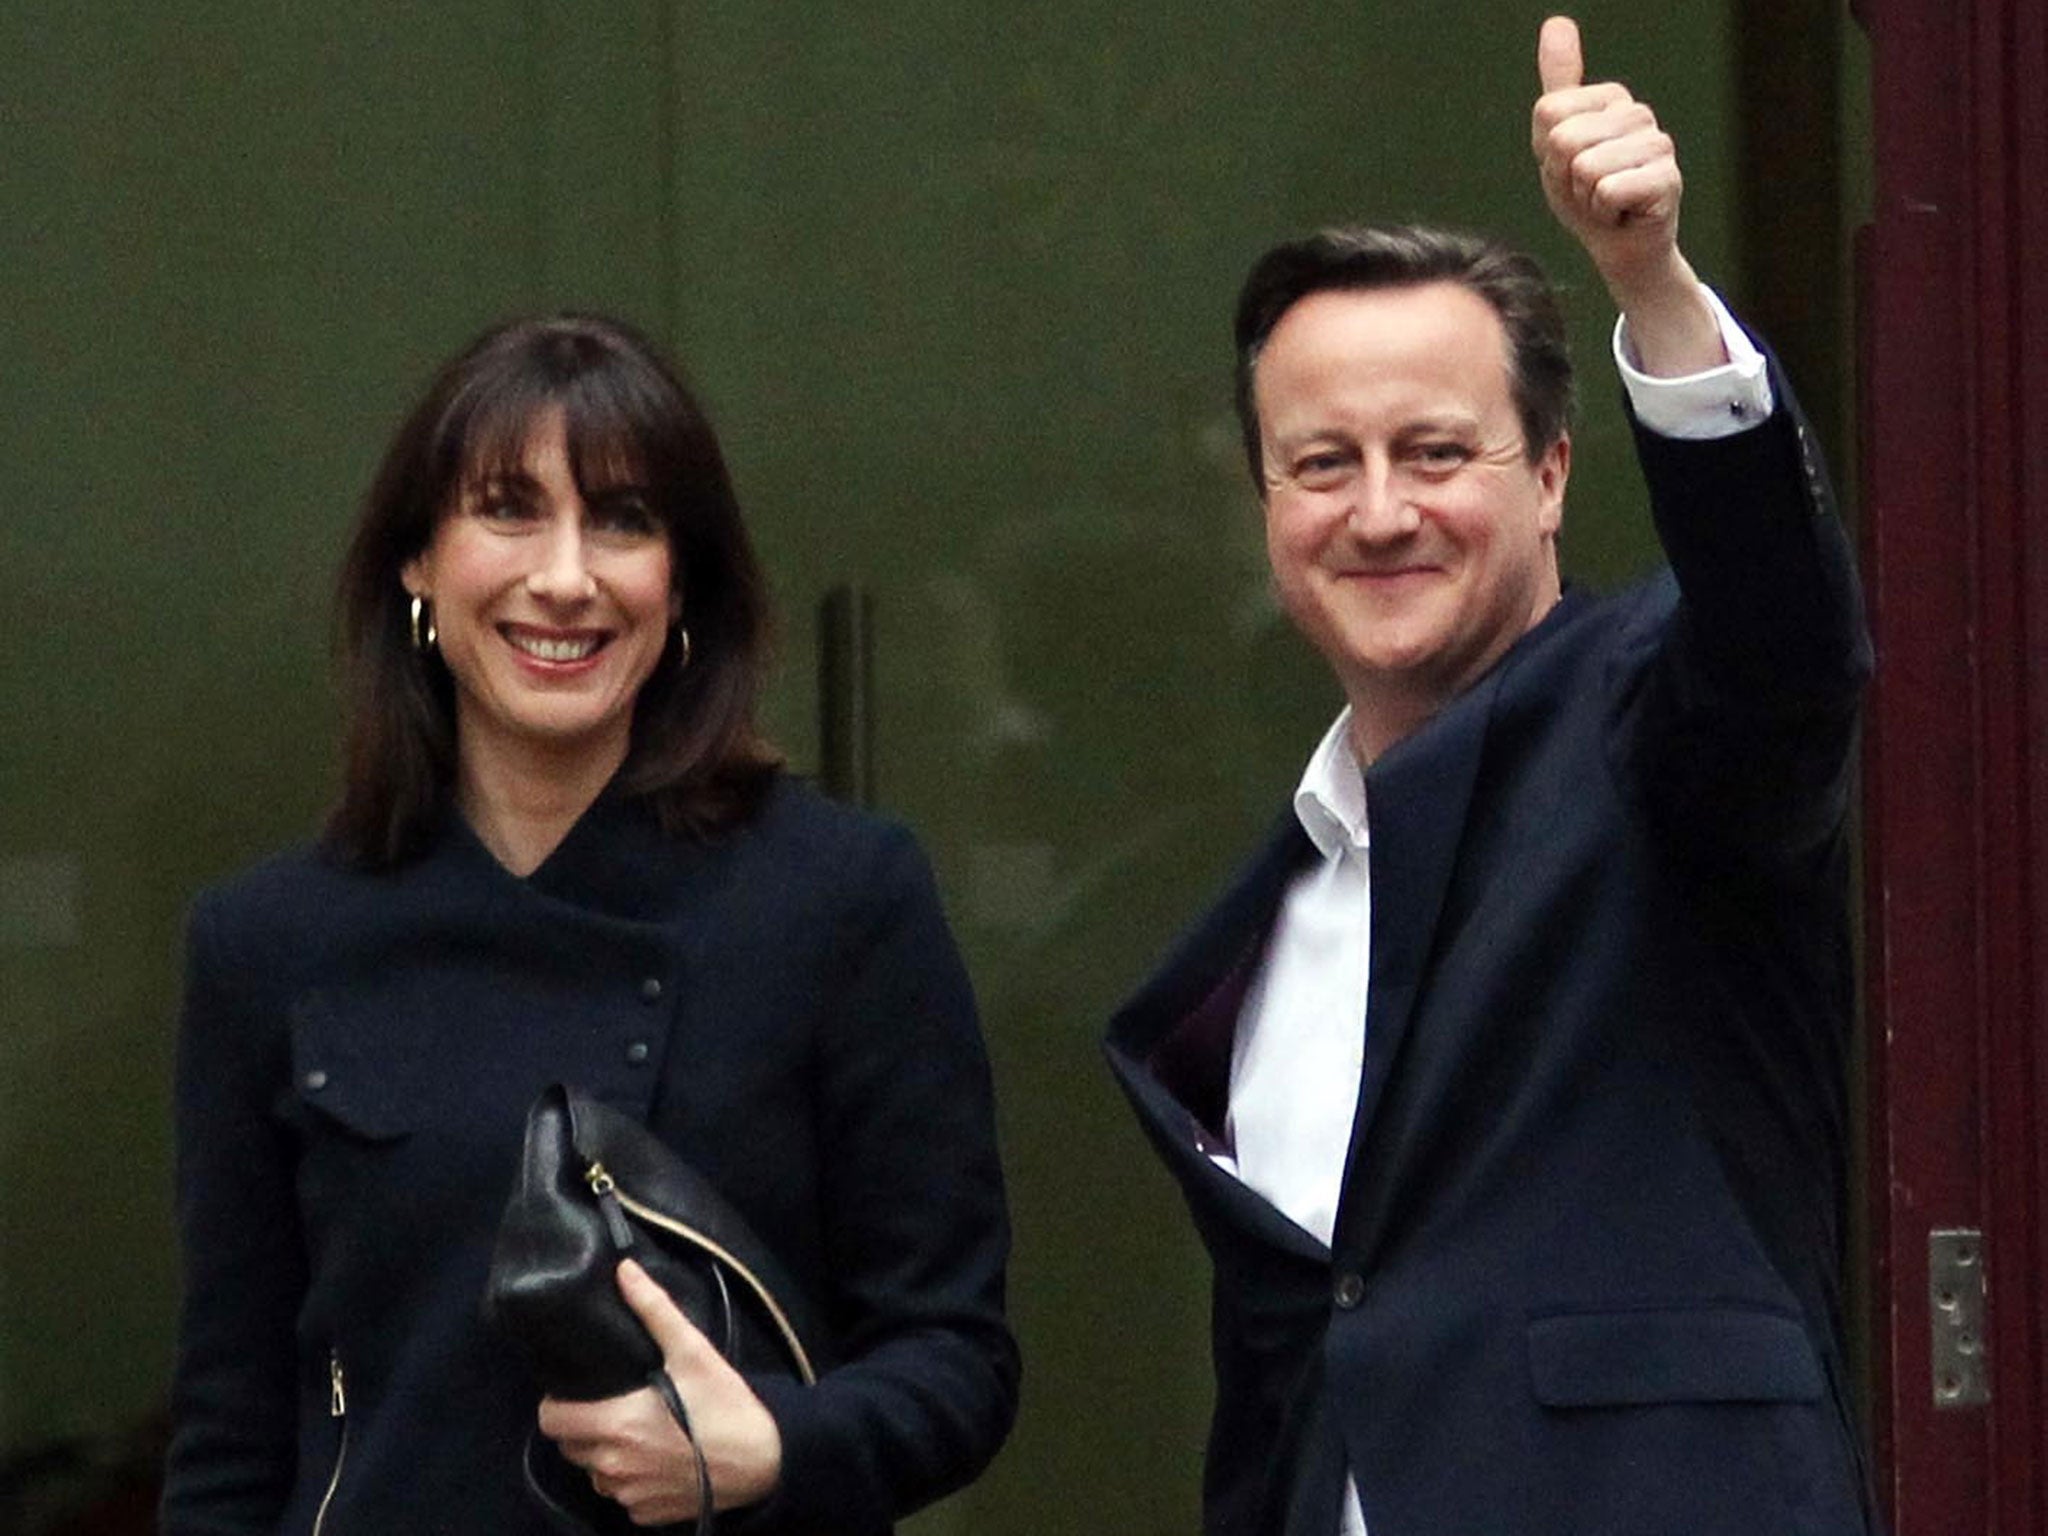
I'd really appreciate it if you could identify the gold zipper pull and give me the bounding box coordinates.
[584,1160,637,1252]
[329,1353,347,1417]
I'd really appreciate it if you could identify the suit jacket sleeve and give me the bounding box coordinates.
[1616,355,1873,867]
[739,822,1019,1533]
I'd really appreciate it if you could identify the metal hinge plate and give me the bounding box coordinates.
[1928,1228,1989,1409]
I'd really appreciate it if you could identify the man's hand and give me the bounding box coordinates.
[537,1259,785,1525]
[1532,15,1723,375]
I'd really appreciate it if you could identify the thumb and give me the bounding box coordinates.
[616,1258,709,1363]
[1537,15,1584,93]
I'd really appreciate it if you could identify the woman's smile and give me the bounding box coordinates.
[501,624,609,666]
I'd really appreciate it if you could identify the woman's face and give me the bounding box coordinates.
[402,408,679,786]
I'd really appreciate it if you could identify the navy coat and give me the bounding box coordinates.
[164,777,1017,1536]
[1107,380,1878,1535]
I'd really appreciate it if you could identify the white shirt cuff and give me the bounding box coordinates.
[1611,285,1775,440]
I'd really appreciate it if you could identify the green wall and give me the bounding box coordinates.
[0,4,1745,1529]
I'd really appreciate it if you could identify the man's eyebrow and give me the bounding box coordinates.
[1267,427,1354,455]
[1393,411,1483,437]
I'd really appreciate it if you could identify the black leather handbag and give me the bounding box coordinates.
[483,1084,824,1535]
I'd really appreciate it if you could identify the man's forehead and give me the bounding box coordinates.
[1254,285,1517,424]
[1262,281,1513,365]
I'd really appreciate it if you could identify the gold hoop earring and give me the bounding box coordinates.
[410,595,438,653]
[674,625,692,670]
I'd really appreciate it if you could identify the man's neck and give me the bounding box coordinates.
[1345,696,1435,768]
[1344,587,1566,765]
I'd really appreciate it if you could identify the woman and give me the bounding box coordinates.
[162,315,1018,1534]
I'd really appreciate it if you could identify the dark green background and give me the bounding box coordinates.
[0,5,1856,1530]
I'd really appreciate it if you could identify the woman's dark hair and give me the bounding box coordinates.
[326,313,780,867]
[1233,223,1576,488]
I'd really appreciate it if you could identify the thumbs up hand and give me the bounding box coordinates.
[1532,15,1722,373]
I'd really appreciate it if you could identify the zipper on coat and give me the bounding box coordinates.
[311,1350,349,1536]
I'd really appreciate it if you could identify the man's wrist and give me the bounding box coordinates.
[1615,286,1775,440]
[1607,251,1730,377]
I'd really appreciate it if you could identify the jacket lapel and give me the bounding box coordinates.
[1108,806,1313,1076]
[1334,665,1500,1242]
[1106,811,1328,1261]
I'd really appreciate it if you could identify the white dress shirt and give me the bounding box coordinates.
[1220,290,1772,1536]
[1218,707,1372,1242]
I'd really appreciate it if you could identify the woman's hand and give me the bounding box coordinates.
[537,1259,785,1524]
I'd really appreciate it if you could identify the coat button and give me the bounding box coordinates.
[302,1069,328,1092]
[639,977,664,1002]
[625,1041,651,1065]
[1333,1271,1365,1310]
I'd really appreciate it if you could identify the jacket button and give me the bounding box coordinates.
[1333,1271,1365,1310]
[639,977,664,1002]
[625,1041,651,1065]
[302,1070,328,1092]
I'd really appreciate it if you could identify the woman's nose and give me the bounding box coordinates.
[526,513,598,601]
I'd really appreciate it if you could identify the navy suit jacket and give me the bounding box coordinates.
[1107,378,1878,1536]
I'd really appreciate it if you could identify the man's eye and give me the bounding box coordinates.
[1414,442,1471,468]
[1293,453,1353,487]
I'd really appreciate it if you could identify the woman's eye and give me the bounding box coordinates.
[591,495,659,536]
[474,491,536,523]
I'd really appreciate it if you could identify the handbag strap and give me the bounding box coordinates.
[648,1364,719,1536]
[594,1152,723,1529]
[518,1370,718,1536]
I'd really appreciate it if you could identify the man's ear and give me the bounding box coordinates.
[1536,433,1571,537]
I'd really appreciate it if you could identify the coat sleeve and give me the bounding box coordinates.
[737,822,1019,1534]
[159,891,304,1536]
[1612,347,1874,869]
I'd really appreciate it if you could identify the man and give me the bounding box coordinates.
[1105,17,1877,1535]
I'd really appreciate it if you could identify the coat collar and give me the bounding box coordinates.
[428,778,765,930]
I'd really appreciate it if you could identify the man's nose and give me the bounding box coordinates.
[527,514,598,600]
[1344,459,1420,543]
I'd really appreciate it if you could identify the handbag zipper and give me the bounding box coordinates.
[584,1162,641,1252]
[311,1351,349,1536]
[599,1179,819,1385]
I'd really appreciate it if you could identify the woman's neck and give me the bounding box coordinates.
[454,730,629,877]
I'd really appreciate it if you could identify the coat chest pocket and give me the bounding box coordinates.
[1527,1305,1824,1407]
[286,992,419,1144]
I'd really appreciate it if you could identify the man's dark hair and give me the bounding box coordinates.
[1232,223,1576,488]
[326,313,780,868]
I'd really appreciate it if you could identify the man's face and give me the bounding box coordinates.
[1254,281,1568,752]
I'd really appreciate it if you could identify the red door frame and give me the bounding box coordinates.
[1858,0,2048,1529]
